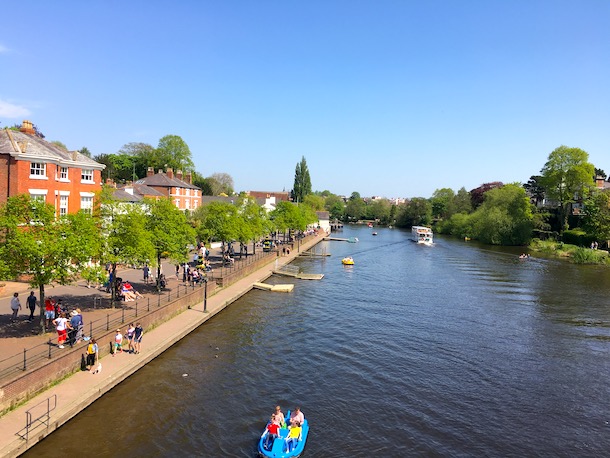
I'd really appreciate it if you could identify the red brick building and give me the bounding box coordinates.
[0,121,105,215]
[135,167,201,211]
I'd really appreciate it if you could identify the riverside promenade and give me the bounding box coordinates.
[0,234,324,457]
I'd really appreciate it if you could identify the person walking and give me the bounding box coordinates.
[53,312,70,348]
[134,323,144,354]
[26,291,37,321]
[10,292,21,322]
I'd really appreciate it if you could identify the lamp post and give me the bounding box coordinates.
[203,277,208,313]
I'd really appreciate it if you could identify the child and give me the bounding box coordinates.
[113,329,123,356]
[285,422,302,452]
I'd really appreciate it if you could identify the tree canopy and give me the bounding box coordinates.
[291,156,312,203]
[540,145,595,232]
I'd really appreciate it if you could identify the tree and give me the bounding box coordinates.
[155,135,195,172]
[146,198,195,289]
[0,196,100,333]
[302,194,325,211]
[324,194,345,221]
[523,175,546,207]
[97,188,155,304]
[594,168,606,180]
[540,145,595,232]
[469,184,533,245]
[366,199,392,224]
[453,187,473,214]
[80,146,92,158]
[291,156,312,203]
[345,195,366,221]
[582,190,610,245]
[209,173,234,196]
[396,198,432,228]
[470,182,503,209]
[430,188,455,220]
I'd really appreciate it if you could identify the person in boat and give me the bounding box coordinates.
[273,405,285,428]
[289,406,304,427]
[264,414,281,449]
[285,421,302,451]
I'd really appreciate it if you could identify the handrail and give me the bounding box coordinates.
[16,394,57,441]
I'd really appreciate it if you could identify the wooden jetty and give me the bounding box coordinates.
[273,264,324,280]
[253,282,295,292]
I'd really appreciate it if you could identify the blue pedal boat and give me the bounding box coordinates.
[258,410,309,457]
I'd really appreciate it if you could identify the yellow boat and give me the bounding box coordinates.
[342,257,354,265]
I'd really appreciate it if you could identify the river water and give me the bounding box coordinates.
[27,226,610,457]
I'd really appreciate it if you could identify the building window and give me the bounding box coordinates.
[59,195,69,216]
[80,196,93,214]
[30,162,46,178]
[81,169,94,182]
[30,193,46,202]
[59,166,69,180]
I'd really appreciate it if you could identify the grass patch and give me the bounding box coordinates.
[530,239,609,264]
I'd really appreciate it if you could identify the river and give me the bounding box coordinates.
[26,225,610,457]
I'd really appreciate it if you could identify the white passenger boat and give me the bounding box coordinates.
[411,226,433,245]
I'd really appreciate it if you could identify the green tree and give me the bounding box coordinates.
[395,198,432,228]
[582,190,610,245]
[302,194,326,211]
[540,145,595,232]
[80,146,92,158]
[146,198,196,288]
[97,188,155,304]
[430,188,456,220]
[291,156,312,203]
[345,194,366,221]
[155,135,195,172]
[469,184,533,245]
[192,201,239,246]
[0,196,100,333]
[51,140,68,151]
[453,187,473,214]
[366,199,392,224]
[324,194,345,221]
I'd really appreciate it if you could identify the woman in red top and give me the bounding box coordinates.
[264,414,280,450]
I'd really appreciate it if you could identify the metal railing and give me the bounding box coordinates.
[16,394,57,441]
[0,282,204,385]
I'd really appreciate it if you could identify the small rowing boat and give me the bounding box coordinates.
[258,410,309,457]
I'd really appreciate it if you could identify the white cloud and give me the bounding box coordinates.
[0,99,31,117]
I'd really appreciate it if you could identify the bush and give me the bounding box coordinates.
[572,247,610,264]
[562,229,596,247]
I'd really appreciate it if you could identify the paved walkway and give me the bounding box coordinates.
[0,234,324,457]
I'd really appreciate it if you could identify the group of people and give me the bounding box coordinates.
[113,323,144,355]
[263,405,304,452]
[51,307,84,349]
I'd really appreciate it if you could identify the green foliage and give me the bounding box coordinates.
[582,190,610,244]
[540,145,595,232]
[192,201,240,244]
[395,198,432,228]
[430,188,455,220]
[344,196,366,221]
[571,247,609,265]
[366,199,392,224]
[207,173,235,196]
[155,135,195,172]
[302,194,326,211]
[81,264,106,286]
[324,194,345,221]
[0,195,100,332]
[437,212,473,239]
[292,156,312,203]
[453,187,473,214]
[561,229,595,247]
[270,201,315,232]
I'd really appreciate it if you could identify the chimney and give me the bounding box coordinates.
[166,167,174,179]
[147,167,154,177]
[185,171,192,184]
[596,176,605,189]
[71,151,78,161]
[176,169,183,181]
[20,120,35,136]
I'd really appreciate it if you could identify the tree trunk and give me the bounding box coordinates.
[39,284,46,335]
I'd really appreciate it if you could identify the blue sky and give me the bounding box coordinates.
[1,1,608,198]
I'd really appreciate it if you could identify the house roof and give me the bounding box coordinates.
[0,129,105,170]
[316,211,330,219]
[201,196,236,205]
[136,172,199,190]
[112,183,166,202]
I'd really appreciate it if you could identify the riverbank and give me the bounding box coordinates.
[0,234,324,457]
[529,239,610,264]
